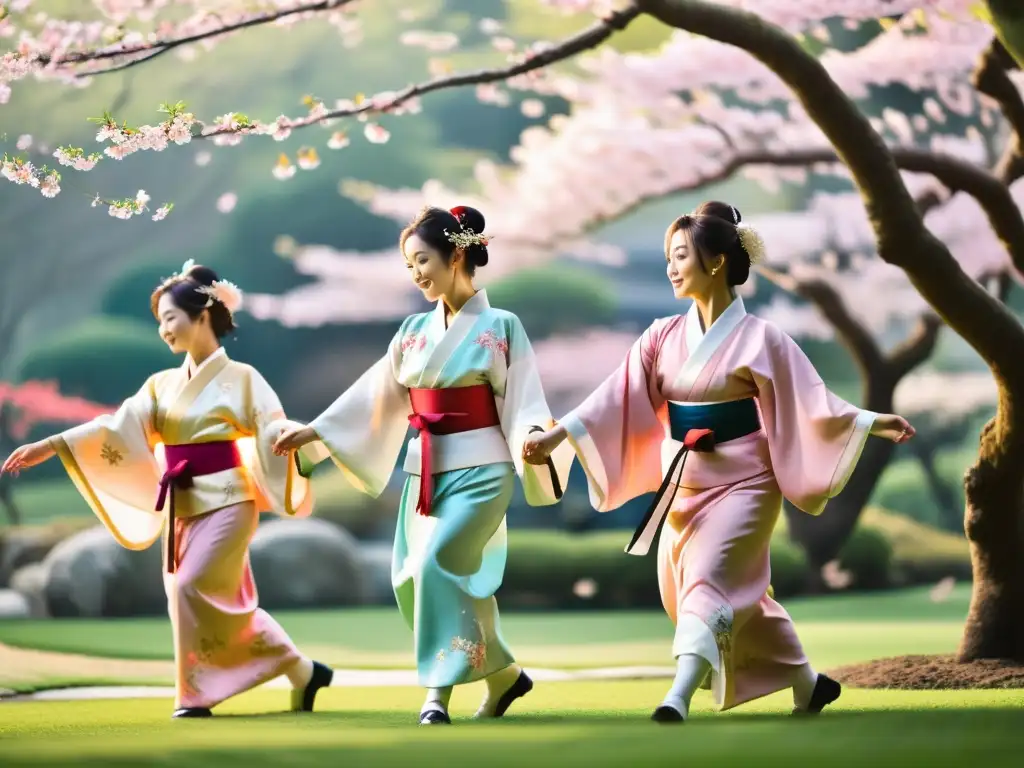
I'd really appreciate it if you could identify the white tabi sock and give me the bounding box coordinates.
[476,663,522,717]
[791,663,818,711]
[422,686,453,715]
[285,656,314,689]
[661,653,711,719]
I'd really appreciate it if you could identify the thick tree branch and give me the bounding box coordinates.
[638,0,1024,384]
[197,4,641,137]
[712,147,1024,276]
[972,38,1024,184]
[37,1,357,74]
[887,313,944,380]
[756,264,884,373]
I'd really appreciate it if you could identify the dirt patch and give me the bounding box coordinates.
[828,654,1024,689]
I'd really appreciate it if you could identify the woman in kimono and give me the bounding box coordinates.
[0,262,333,719]
[522,201,916,723]
[273,205,573,725]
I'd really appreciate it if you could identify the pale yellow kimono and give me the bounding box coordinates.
[51,347,314,709]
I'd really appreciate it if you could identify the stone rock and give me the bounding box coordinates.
[0,588,30,619]
[250,518,364,609]
[0,520,96,587]
[9,562,49,618]
[359,542,394,606]
[40,527,165,618]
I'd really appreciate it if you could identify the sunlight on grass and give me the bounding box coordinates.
[1,683,1022,767]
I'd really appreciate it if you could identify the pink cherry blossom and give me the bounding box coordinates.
[272,153,296,180]
[364,123,390,144]
[216,192,237,213]
[297,146,320,169]
[521,99,546,118]
[327,131,349,149]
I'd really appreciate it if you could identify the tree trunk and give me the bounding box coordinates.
[784,370,895,582]
[957,395,1024,662]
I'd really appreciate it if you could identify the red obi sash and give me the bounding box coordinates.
[408,385,501,517]
[156,441,242,574]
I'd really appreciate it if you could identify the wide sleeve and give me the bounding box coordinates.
[242,368,315,518]
[497,317,573,507]
[751,324,876,516]
[560,319,668,512]
[299,328,412,497]
[50,376,165,550]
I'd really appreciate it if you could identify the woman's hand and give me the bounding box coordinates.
[870,413,915,444]
[1,439,56,476]
[272,425,317,456]
[522,424,568,465]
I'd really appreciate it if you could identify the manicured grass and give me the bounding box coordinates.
[1,683,1022,767]
[0,586,971,679]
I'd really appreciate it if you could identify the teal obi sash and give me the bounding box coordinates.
[626,398,762,556]
[667,398,761,445]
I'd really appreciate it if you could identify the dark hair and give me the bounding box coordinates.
[400,205,489,277]
[664,200,751,286]
[150,264,237,338]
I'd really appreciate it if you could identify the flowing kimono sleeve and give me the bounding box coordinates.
[560,319,670,513]
[50,376,164,550]
[242,367,314,518]
[497,316,573,507]
[751,323,876,516]
[300,329,412,497]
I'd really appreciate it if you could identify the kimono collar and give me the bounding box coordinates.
[432,289,491,329]
[184,346,227,378]
[685,296,746,349]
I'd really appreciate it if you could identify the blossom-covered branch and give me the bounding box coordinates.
[197,3,640,139]
[674,145,1024,276]
[637,0,1023,374]
[61,1,360,78]
[972,38,1024,183]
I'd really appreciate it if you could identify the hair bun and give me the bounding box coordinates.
[452,205,486,235]
[693,200,741,225]
[186,264,219,287]
[467,244,489,268]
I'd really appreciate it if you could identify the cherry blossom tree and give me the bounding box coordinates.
[3,0,1024,659]
[0,380,112,525]
[271,6,1020,579]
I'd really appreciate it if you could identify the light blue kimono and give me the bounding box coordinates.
[300,290,573,686]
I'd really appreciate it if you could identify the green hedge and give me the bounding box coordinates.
[499,530,811,610]
[499,509,968,610]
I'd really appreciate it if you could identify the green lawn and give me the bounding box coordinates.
[1,685,1022,766]
[2,585,1022,766]
[0,586,972,678]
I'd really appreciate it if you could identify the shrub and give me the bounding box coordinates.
[500,529,810,610]
[836,525,894,590]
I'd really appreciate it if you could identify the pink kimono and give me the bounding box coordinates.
[561,297,874,710]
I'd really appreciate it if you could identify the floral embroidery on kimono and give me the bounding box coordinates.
[474,329,509,362]
[401,332,427,353]
[100,442,124,466]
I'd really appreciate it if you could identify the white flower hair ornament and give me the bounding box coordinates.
[178,258,196,275]
[736,223,766,265]
[196,279,244,314]
[444,228,491,250]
